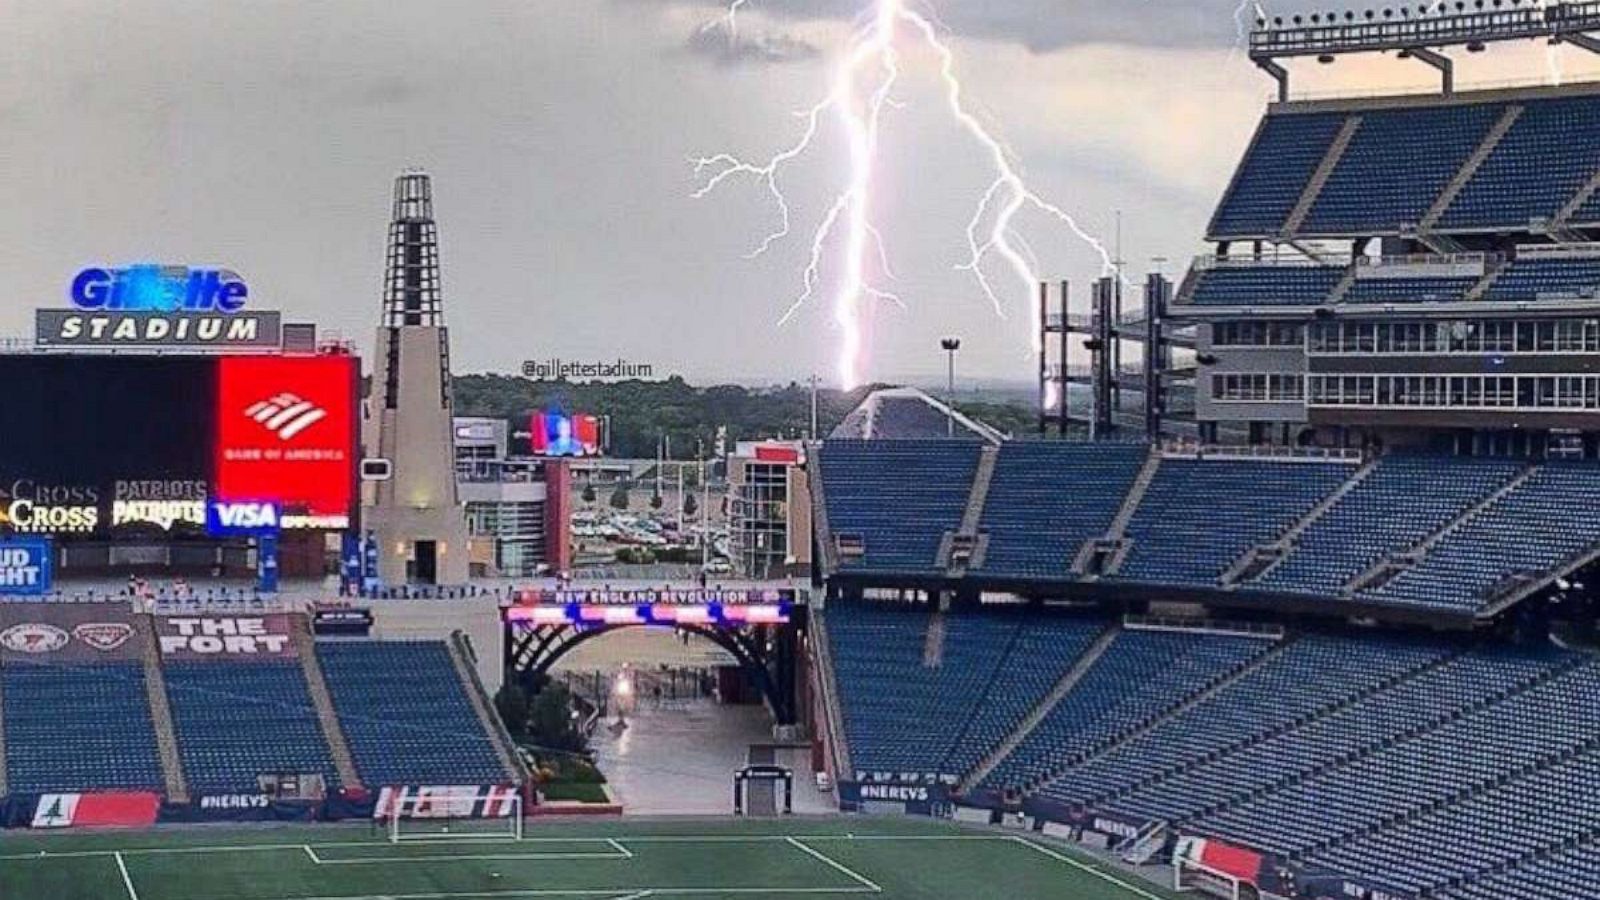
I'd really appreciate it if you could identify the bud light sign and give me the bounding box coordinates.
[0,538,52,596]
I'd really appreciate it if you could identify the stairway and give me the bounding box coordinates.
[1223,457,1378,587]
[922,612,947,668]
[958,446,998,534]
[958,624,1122,793]
[940,446,999,575]
[136,615,189,803]
[1465,256,1508,301]
[291,619,364,790]
[809,606,854,779]
[1184,652,1588,826]
[1034,636,1293,794]
[1325,266,1360,304]
[446,633,524,783]
[808,443,839,573]
[1295,730,1600,863]
[1282,115,1363,235]
[1344,463,1539,594]
[1420,104,1524,231]
[1086,645,1463,812]
[1555,167,1600,227]
[0,660,8,798]
[1122,820,1171,865]
[1078,448,1161,576]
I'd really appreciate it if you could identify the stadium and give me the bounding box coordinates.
[7,4,1600,900]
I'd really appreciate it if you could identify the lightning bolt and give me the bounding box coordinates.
[691,0,1117,389]
[1232,0,1269,57]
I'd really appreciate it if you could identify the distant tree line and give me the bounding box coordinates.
[452,374,1040,458]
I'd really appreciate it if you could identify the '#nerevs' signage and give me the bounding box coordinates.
[836,780,949,816]
[0,538,51,595]
[37,264,280,348]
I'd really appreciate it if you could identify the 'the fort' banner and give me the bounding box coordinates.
[154,615,299,659]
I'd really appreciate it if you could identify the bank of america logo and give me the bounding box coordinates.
[244,393,327,440]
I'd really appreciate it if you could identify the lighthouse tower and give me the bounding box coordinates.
[362,171,469,586]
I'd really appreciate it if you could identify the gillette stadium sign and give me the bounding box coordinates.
[37,265,280,348]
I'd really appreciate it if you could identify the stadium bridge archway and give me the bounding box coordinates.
[502,592,804,725]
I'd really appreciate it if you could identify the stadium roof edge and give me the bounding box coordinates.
[1266,76,1600,116]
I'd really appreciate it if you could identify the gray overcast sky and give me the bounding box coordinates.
[2,1,1590,385]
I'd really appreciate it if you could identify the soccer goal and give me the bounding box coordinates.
[385,787,524,843]
[1173,858,1256,900]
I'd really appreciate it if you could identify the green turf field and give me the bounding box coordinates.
[0,816,1183,900]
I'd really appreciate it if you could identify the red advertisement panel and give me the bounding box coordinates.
[754,444,801,463]
[215,356,354,517]
[33,792,162,828]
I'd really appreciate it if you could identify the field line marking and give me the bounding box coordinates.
[1010,836,1170,900]
[607,838,635,859]
[304,845,322,864]
[313,851,633,865]
[280,888,880,900]
[784,837,882,894]
[0,831,1010,863]
[114,852,141,900]
[610,892,652,900]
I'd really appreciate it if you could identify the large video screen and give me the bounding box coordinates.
[529,410,602,457]
[0,354,356,536]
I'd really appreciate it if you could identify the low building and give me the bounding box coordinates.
[725,441,811,580]
[453,419,572,578]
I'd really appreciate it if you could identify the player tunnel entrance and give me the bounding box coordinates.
[501,589,804,725]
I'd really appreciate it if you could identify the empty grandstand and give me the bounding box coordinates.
[0,604,517,814]
[818,603,1600,900]
[804,16,1600,897]
[814,440,1600,622]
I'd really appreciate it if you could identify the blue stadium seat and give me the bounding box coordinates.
[1301,103,1505,234]
[1190,659,1600,858]
[1100,644,1576,828]
[1253,455,1523,596]
[1116,458,1355,587]
[1209,111,1347,237]
[1438,96,1600,230]
[979,629,1272,791]
[317,641,507,787]
[2,660,164,794]
[817,440,983,574]
[1342,274,1480,304]
[164,659,339,793]
[1436,836,1600,900]
[975,442,1146,578]
[1185,265,1344,307]
[1362,462,1600,611]
[1032,634,1455,809]
[828,604,1104,781]
[1484,255,1600,301]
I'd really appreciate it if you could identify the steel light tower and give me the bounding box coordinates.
[940,337,961,437]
